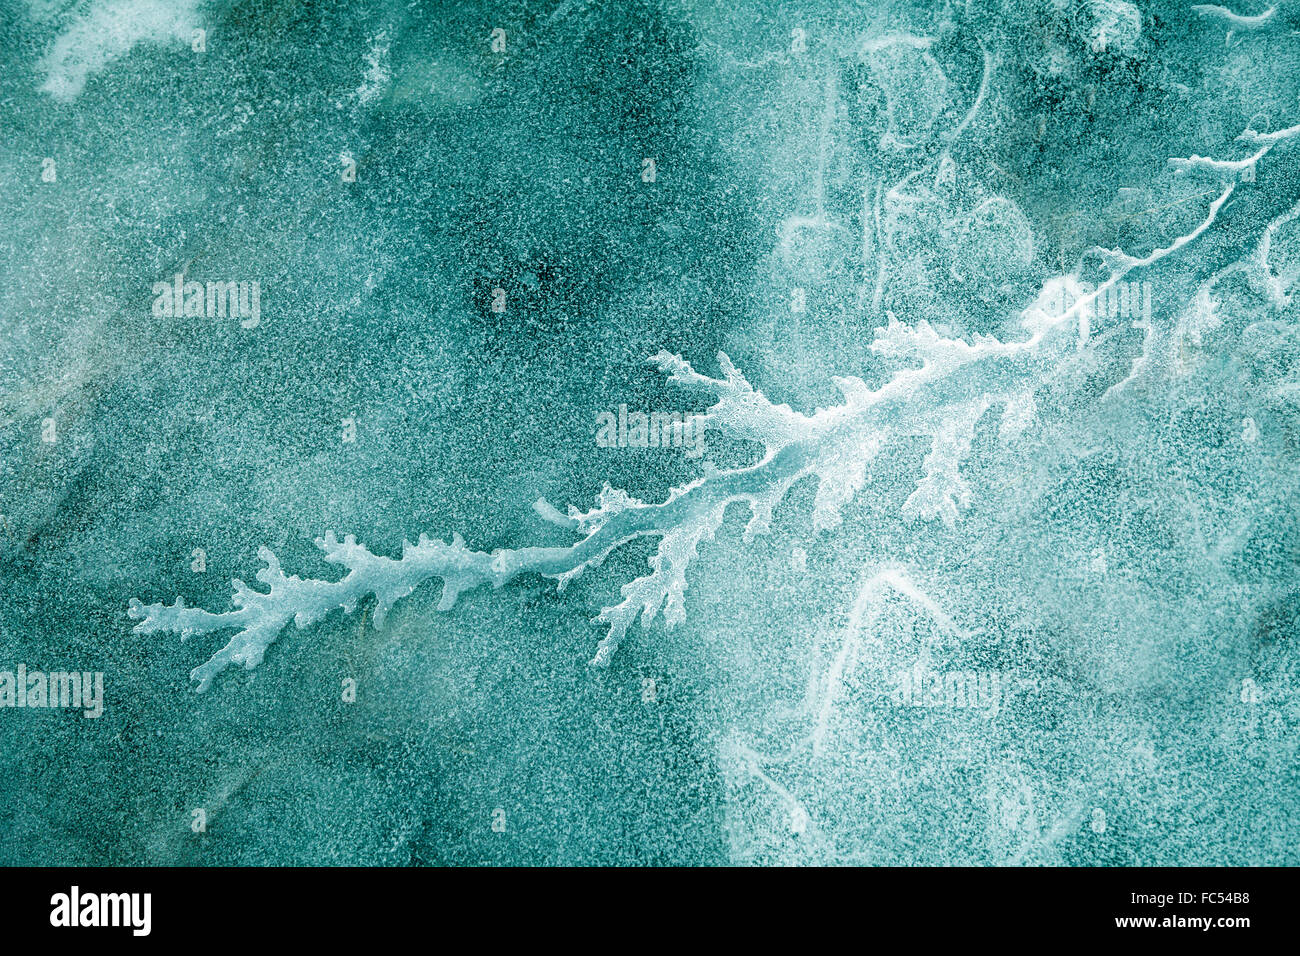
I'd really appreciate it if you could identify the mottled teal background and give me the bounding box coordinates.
[0,0,1296,865]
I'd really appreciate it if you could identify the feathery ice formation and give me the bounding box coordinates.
[129,122,1300,691]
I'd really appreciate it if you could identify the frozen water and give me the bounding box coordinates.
[0,0,1297,865]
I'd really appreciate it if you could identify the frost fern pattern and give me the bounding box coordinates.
[129,124,1300,691]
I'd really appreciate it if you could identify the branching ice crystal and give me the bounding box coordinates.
[131,123,1300,691]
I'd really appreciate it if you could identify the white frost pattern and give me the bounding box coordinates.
[36,0,204,102]
[130,124,1300,690]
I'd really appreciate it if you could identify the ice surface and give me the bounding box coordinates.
[1,0,1297,865]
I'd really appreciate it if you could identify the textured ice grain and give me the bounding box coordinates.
[3,0,1297,866]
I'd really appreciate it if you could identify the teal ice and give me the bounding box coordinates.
[0,0,1297,865]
